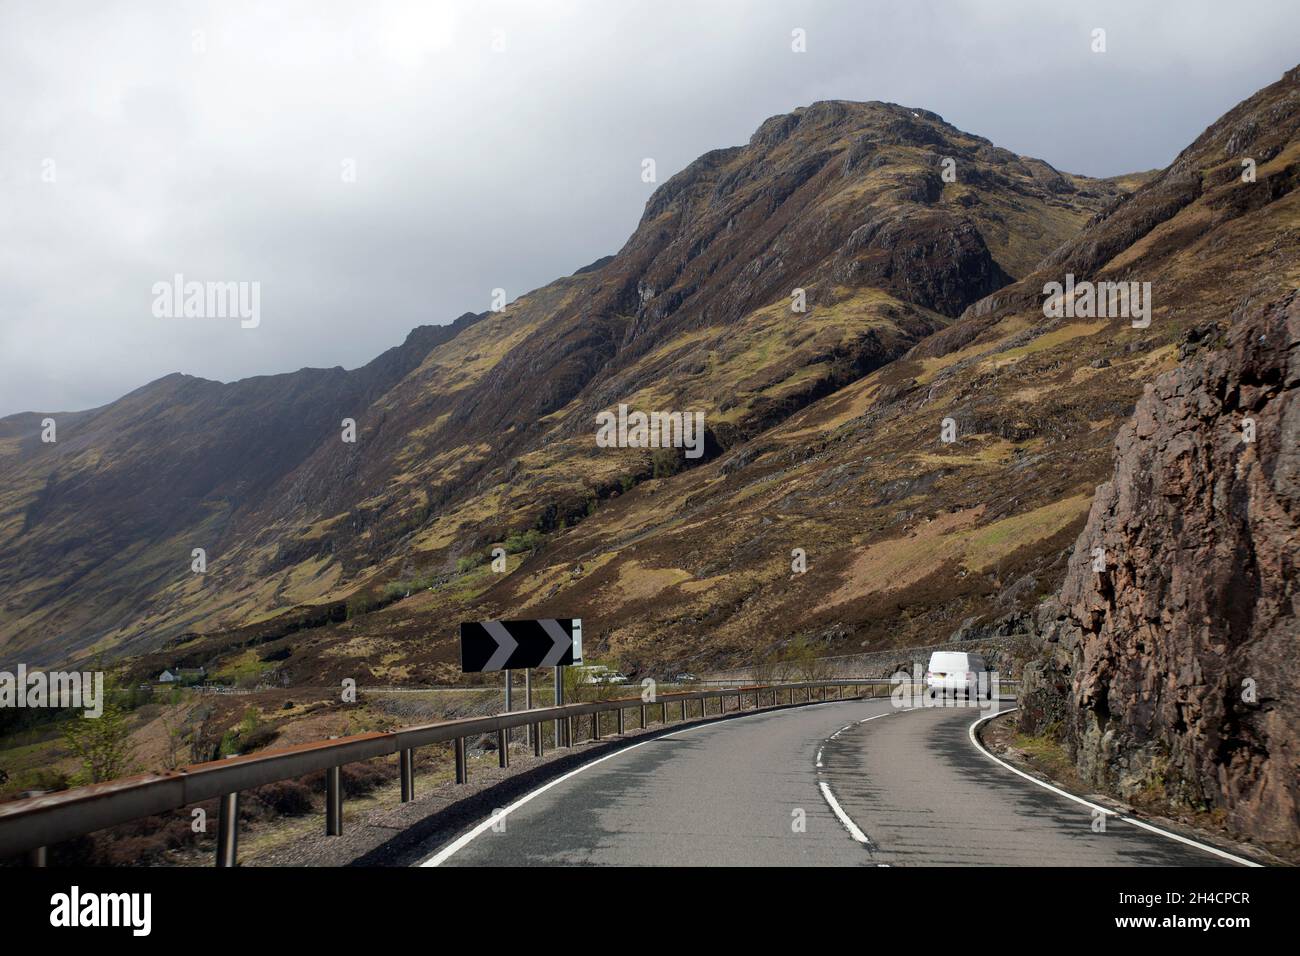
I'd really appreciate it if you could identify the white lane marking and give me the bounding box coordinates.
[423,696,889,866]
[857,711,896,724]
[814,710,898,849]
[818,781,872,845]
[967,708,1261,868]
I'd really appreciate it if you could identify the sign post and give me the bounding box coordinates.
[524,670,533,747]
[555,664,565,747]
[503,669,513,751]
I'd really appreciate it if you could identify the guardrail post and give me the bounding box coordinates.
[400,748,415,801]
[641,703,648,728]
[681,700,687,721]
[498,729,509,768]
[592,712,600,740]
[20,790,48,865]
[617,707,625,735]
[454,737,468,782]
[566,715,575,747]
[661,701,667,724]
[216,791,239,866]
[326,766,343,835]
[533,722,543,756]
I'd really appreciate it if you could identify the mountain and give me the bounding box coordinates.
[0,313,484,662]
[0,99,1126,666]
[315,66,1290,687]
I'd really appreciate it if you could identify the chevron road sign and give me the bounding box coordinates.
[459,618,584,673]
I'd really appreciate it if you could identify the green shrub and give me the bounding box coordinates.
[503,528,545,553]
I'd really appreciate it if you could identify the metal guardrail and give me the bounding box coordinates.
[0,678,1017,866]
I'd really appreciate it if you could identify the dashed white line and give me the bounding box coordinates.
[817,781,872,846]
[814,710,897,849]
[423,696,889,867]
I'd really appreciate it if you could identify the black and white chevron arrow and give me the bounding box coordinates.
[459,618,583,672]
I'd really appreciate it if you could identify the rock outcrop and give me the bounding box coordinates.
[1023,291,1298,853]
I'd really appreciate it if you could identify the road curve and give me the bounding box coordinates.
[821,702,1233,866]
[421,698,1237,867]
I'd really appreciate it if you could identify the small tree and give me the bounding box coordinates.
[751,651,781,685]
[185,703,222,763]
[63,680,133,784]
[158,697,188,771]
[782,636,830,682]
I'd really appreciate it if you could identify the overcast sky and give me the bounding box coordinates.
[1,0,1296,417]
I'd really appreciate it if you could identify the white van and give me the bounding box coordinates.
[925,651,993,699]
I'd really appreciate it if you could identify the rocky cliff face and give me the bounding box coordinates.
[1023,292,1298,853]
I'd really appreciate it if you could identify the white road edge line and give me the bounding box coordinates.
[421,696,886,867]
[421,736,656,867]
[967,707,1261,868]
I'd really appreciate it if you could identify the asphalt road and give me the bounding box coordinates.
[422,698,1238,866]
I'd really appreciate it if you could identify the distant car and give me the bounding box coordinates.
[925,651,994,699]
[579,666,627,685]
[674,673,698,683]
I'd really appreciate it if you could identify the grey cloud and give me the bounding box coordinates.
[1,0,1296,415]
